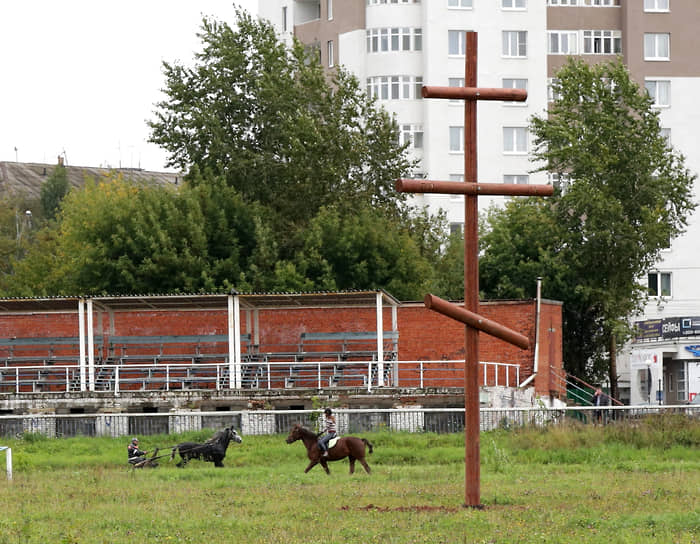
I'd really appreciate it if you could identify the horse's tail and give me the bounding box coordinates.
[170,446,177,461]
[362,438,374,455]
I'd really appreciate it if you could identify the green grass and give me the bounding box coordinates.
[1,416,699,544]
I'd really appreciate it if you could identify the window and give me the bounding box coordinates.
[450,223,464,235]
[282,6,288,32]
[677,366,686,403]
[504,175,529,199]
[502,31,528,58]
[502,78,528,105]
[644,33,670,60]
[548,172,571,192]
[449,174,465,201]
[503,127,528,153]
[660,127,671,145]
[448,0,473,7]
[648,271,671,297]
[367,0,421,4]
[583,30,622,54]
[504,174,529,184]
[366,76,423,100]
[502,0,526,8]
[548,0,620,5]
[450,126,464,152]
[367,28,422,53]
[645,80,670,107]
[644,0,669,11]
[548,31,578,54]
[449,77,465,104]
[547,78,561,102]
[449,30,468,56]
[327,0,333,19]
[398,124,423,149]
[381,28,389,51]
[327,41,334,67]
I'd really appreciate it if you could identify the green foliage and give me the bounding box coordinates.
[429,230,464,301]
[40,164,70,220]
[288,206,435,300]
[480,58,696,383]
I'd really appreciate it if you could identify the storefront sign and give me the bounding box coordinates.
[634,319,662,340]
[635,317,700,341]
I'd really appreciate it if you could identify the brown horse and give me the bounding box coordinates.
[285,423,373,475]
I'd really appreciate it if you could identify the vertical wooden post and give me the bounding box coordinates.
[463,32,481,508]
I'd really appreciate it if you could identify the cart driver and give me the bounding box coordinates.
[127,437,148,464]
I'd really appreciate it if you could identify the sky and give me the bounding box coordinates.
[0,1,258,172]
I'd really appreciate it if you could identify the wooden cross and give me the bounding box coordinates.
[396,32,553,508]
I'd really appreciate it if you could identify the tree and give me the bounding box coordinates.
[0,194,38,282]
[148,9,415,235]
[480,199,602,382]
[2,172,262,296]
[289,206,435,301]
[481,58,696,395]
[40,164,70,220]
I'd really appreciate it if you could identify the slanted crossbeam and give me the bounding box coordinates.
[396,31,553,508]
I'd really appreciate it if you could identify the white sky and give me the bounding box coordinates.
[0,0,258,172]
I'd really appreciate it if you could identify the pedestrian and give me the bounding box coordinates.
[592,388,609,424]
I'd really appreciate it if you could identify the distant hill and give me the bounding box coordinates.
[0,160,183,200]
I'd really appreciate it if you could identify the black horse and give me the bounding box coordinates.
[170,427,242,467]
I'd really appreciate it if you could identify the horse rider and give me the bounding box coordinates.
[127,437,148,465]
[318,408,337,458]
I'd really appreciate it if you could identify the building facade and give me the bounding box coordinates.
[258,0,700,405]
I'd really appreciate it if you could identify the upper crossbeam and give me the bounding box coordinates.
[422,86,527,102]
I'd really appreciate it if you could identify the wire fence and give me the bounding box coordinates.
[1,405,697,439]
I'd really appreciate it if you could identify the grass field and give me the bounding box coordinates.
[1,415,698,544]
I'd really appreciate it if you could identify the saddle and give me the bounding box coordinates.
[328,436,340,450]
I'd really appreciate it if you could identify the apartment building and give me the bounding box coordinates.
[258,0,700,405]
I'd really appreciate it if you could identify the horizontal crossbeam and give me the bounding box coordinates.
[422,86,527,102]
[424,294,530,350]
[396,179,554,197]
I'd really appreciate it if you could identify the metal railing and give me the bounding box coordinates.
[1,406,697,439]
[0,359,521,394]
